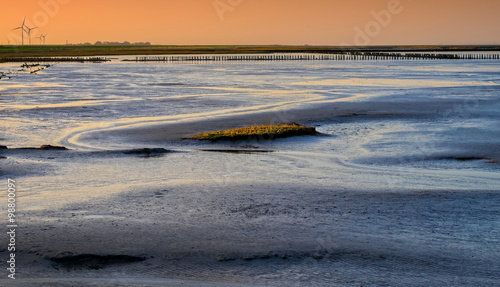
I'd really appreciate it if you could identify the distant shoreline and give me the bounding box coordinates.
[1,44,500,60]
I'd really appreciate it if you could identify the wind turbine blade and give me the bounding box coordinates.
[22,17,26,26]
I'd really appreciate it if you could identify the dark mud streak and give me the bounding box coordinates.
[1,147,172,158]
[199,149,275,154]
[148,83,185,86]
[50,254,146,270]
[19,145,69,150]
[121,148,171,156]
[439,156,490,161]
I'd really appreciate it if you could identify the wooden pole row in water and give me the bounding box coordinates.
[129,53,500,62]
[363,52,500,60]
[0,57,110,63]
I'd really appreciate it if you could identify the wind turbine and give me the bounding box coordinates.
[12,17,27,45]
[36,34,47,45]
[25,25,37,45]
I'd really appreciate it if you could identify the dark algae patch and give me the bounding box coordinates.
[19,145,69,150]
[188,123,318,141]
[40,145,69,150]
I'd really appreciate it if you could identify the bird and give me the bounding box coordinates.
[0,72,11,80]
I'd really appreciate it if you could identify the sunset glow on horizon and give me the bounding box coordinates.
[2,0,500,46]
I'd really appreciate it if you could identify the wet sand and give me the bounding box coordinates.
[3,182,499,286]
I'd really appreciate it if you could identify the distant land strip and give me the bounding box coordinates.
[0,57,110,63]
[1,45,500,60]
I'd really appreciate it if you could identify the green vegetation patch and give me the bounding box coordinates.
[189,124,318,141]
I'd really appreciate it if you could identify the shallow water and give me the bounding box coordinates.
[1,57,500,286]
[1,58,498,148]
[2,58,499,202]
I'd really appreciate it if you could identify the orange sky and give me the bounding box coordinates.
[2,0,500,45]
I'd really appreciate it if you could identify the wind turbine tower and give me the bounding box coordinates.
[37,34,48,45]
[12,17,27,45]
[25,25,37,45]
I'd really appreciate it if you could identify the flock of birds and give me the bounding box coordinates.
[0,63,52,80]
[22,63,52,73]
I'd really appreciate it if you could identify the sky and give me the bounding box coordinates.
[2,0,500,46]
